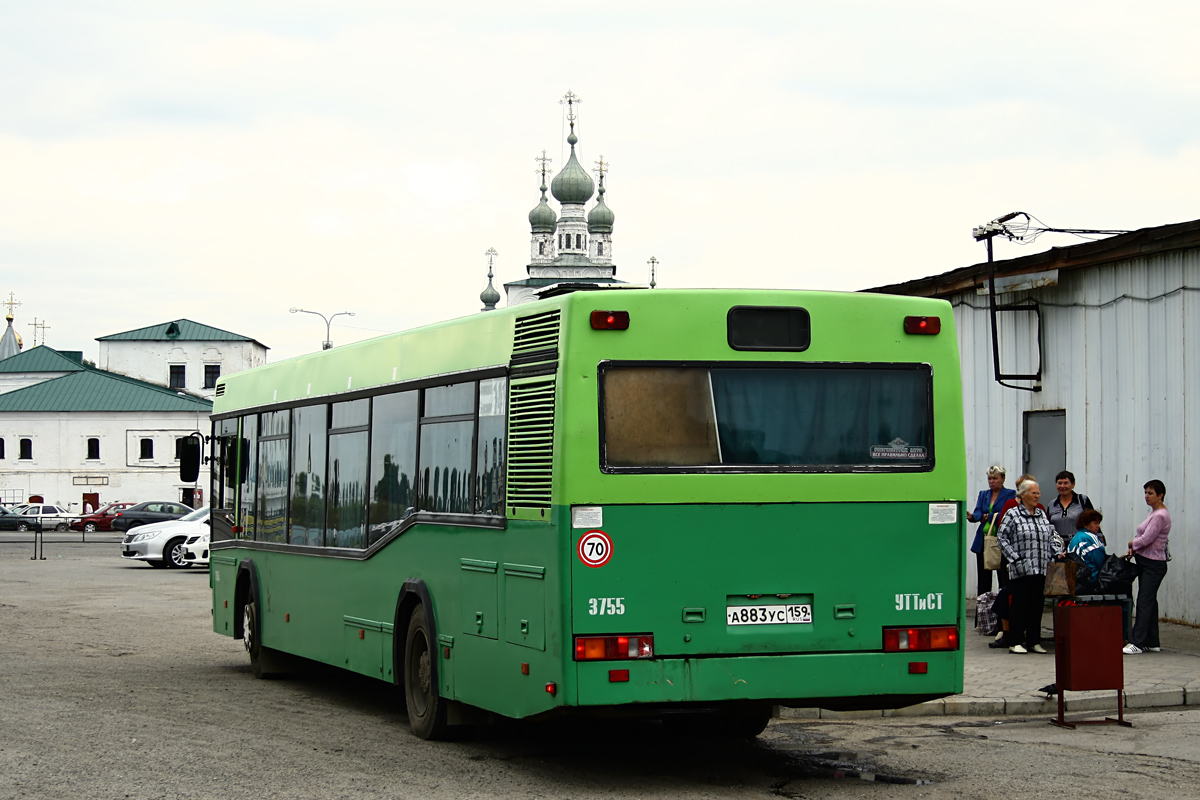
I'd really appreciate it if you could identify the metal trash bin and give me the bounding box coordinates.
[1050,600,1131,728]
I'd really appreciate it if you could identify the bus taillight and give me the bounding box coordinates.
[573,634,654,661]
[590,310,630,330]
[882,625,958,652]
[903,315,941,335]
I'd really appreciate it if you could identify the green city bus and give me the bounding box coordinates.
[201,287,966,739]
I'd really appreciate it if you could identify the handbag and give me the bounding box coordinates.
[975,591,1000,635]
[1044,560,1077,596]
[983,534,1002,570]
[1097,554,1137,594]
[1062,552,1095,592]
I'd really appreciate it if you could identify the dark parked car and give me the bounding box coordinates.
[70,502,136,533]
[0,505,35,531]
[110,502,193,532]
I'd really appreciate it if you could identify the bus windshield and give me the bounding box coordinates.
[601,363,932,471]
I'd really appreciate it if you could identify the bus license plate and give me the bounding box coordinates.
[726,604,813,626]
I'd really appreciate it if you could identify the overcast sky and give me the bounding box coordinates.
[3,1,1198,363]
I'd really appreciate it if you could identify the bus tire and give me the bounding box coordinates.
[403,606,450,740]
[719,706,772,738]
[243,600,286,679]
[662,706,771,738]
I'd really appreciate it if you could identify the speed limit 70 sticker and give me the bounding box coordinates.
[577,530,613,568]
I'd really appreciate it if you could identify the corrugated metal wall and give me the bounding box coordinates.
[953,249,1198,624]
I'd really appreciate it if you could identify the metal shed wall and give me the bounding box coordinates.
[953,249,1198,624]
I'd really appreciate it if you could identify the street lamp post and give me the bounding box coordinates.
[290,308,355,350]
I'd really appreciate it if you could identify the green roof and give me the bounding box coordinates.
[0,345,87,373]
[0,369,212,413]
[97,319,265,347]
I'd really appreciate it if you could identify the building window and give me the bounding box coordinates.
[0,438,5,459]
[140,438,154,460]
[169,365,186,389]
[204,364,221,389]
[19,438,32,460]
[538,241,545,256]
[557,234,562,249]
[597,242,603,255]
[175,437,187,460]
[87,438,100,460]
[576,233,582,249]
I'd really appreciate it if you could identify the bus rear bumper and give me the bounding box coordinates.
[574,651,963,711]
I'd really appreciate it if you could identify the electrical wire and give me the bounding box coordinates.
[950,285,1200,311]
[994,212,1131,246]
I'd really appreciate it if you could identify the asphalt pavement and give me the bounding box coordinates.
[784,600,1200,720]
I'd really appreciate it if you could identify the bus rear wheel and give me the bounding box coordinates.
[662,705,772,738]
[403,607,449,740]
[243,600,285,679]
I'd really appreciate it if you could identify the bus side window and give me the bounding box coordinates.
[476,377,507,515]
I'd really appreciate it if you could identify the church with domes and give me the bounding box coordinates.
[499,92,622,307]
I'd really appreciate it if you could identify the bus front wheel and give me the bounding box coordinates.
[403,607,449,740]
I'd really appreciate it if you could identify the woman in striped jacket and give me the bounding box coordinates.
[996,479,1056,654]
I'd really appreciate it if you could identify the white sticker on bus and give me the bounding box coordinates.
[572,506,603,529]
[928,503,957,524]
[869,437,927,459]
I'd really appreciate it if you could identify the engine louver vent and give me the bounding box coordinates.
[506,378,556,509]
[510,309,560,378]
[506,311,560,511]
[214,383,225,397]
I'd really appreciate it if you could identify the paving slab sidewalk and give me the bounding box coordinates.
[780,604,1200,720]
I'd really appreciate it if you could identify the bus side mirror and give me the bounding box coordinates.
[179,437,202,483]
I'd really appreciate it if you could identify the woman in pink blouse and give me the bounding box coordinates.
[1123,480,1172,655]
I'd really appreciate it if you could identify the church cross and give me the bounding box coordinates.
[534,150,553,183]
[29,317,50,346]
[560,91,581,128]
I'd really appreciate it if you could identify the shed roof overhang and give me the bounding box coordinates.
[864,218,1200,298]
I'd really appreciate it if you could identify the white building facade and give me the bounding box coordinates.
[0,406,208,510]
[871,219,1200,624]
[97,319,267,400]
[0,317,267,512]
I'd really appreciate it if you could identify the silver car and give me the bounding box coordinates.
[120,508,210,568]
[12,503,74,531]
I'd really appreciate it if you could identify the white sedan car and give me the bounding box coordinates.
[14,503,75,531]
[181,529,210,567]
[120,507,210,568]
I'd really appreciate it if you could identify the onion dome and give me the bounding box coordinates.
[480,249,501,312]
[528,182,557,233]
[479,278,500,312]
[550,131,595,205]
[587,179,615,234]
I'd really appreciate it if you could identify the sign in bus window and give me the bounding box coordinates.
[601,363,932,471]
[603,367,720,467]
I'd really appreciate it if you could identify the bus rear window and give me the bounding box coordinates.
[601,363,932,472]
